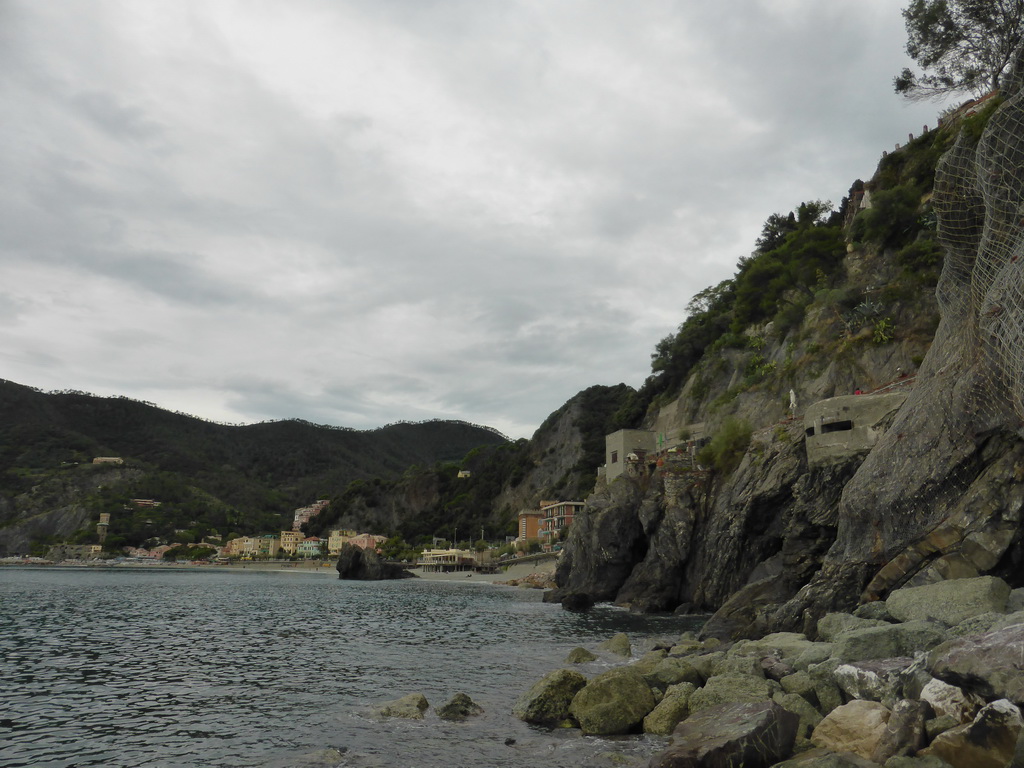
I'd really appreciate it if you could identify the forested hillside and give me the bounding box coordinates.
[0,379,507,555]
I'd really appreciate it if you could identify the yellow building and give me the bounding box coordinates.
[280,530,303,555]
[327,529,356,556]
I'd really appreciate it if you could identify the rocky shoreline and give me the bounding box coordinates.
[506,575,1024,767]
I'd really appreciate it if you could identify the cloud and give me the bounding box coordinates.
[0,0,941,439]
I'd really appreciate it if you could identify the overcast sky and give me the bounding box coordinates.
[1,0,945,439]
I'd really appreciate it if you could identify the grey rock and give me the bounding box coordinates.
[336,543,414,581]
[435,692,483,721]
[811,699,892,760]
[649,700,798,768]
[643,656,704,691]
[773,691,824,743]
[871,698,928,763]
[831,621,950,663]
[1008,587,1024,613]
[920,698,1024,768]
[511,668,587,726]
[817,613,889,642]
[568,667,656,735]
[773,747,880,767]
[854,601,894,622]
[688,674,776,713]
[781,670,819,705]
[928,623,1024,704]
[884,757,954,768]
[711,653,764,678]
[564,646,597,664]
[833,657,915,703]
[643,682,696,735]
[925,714,960,741]
[886,576,1011,626]
[687,651,724,681]
[598,632,631,657]
[794,642,835,671]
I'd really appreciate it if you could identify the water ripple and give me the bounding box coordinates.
[1,568,698,767]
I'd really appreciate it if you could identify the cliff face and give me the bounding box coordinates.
[553,55,1024,633]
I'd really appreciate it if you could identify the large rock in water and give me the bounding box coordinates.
[568,667,656,735]
[336,543,414,580]
[649,700,798,768]
[511,668,587,726]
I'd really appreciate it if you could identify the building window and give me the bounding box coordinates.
[611,451,618,463]
[821,420,854,434]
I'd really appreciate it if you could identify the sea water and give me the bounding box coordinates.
[0,567,702,768]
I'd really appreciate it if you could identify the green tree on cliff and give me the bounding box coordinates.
[895,0,1024,100]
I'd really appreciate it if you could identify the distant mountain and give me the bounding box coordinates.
[0,379,507,555]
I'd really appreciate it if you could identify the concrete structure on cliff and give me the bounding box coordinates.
[803,391,907,468]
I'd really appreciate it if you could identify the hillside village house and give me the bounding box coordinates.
[280,530,303,555]
[327,529,357,556]
[292,499,330,531]
[296,537,324,558]
[517,499,583,548]
[604,423,708,482]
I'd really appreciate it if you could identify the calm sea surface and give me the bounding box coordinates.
[0,567,702,768]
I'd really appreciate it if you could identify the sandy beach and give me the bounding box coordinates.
[2,554,559,585]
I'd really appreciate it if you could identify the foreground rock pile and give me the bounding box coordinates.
[513,576,1024,767]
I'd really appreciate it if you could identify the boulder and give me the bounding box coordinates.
[817,613,889,642]
[649,700,798,768]
[712,654,765,678]
[883,757,956,768]
[794,642,835,671]
[831,621,949,663]
[920,699,1024,768]
[886,576,1011,626]
[435,692,483,721]
[560,592,594,611]
[919,677,983,723]
[928,623,1024,704]
[568,667,656,735]
[688,674,777,714]
[643,682,696,736]
[762,654,797,682]
[336,543,414,581]
[687,651,725,681]
[811,699,892,759]
[564,646,598,664]
[740,632,818,665]
[870,698,927,763]
[832,657,915,703]
[375,693,429,719]
[771,747,880,767]
[643,656,704,691]
[781,671,819,706]
[598,632,632,657]
[853,601,894,622]
[511,668,587,726]
[773,691,824,743]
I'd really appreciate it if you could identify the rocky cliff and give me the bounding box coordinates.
[552,53,1024,635]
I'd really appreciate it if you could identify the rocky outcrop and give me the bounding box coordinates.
[374,693,429,719]
[335,543,414,580]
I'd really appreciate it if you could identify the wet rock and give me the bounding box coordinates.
[920,698,1023,768]
[375,693,429,719]
[560,592,594,612]
[568,667,656,735]
[564,646,597,664]
[511,668,586,726]
[688,674,777,713]
[928,623,1024,704]
[643,682,696,736]
[435,692,483,721]
[649,700,798,768]
[886,576,1010,626]
[811,699,892,759]
[336,543,414,581]
[598,632,632,657]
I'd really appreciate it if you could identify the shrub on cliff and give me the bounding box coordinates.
[697,417,753,475]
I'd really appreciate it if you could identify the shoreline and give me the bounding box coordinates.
[0,557,557,584]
